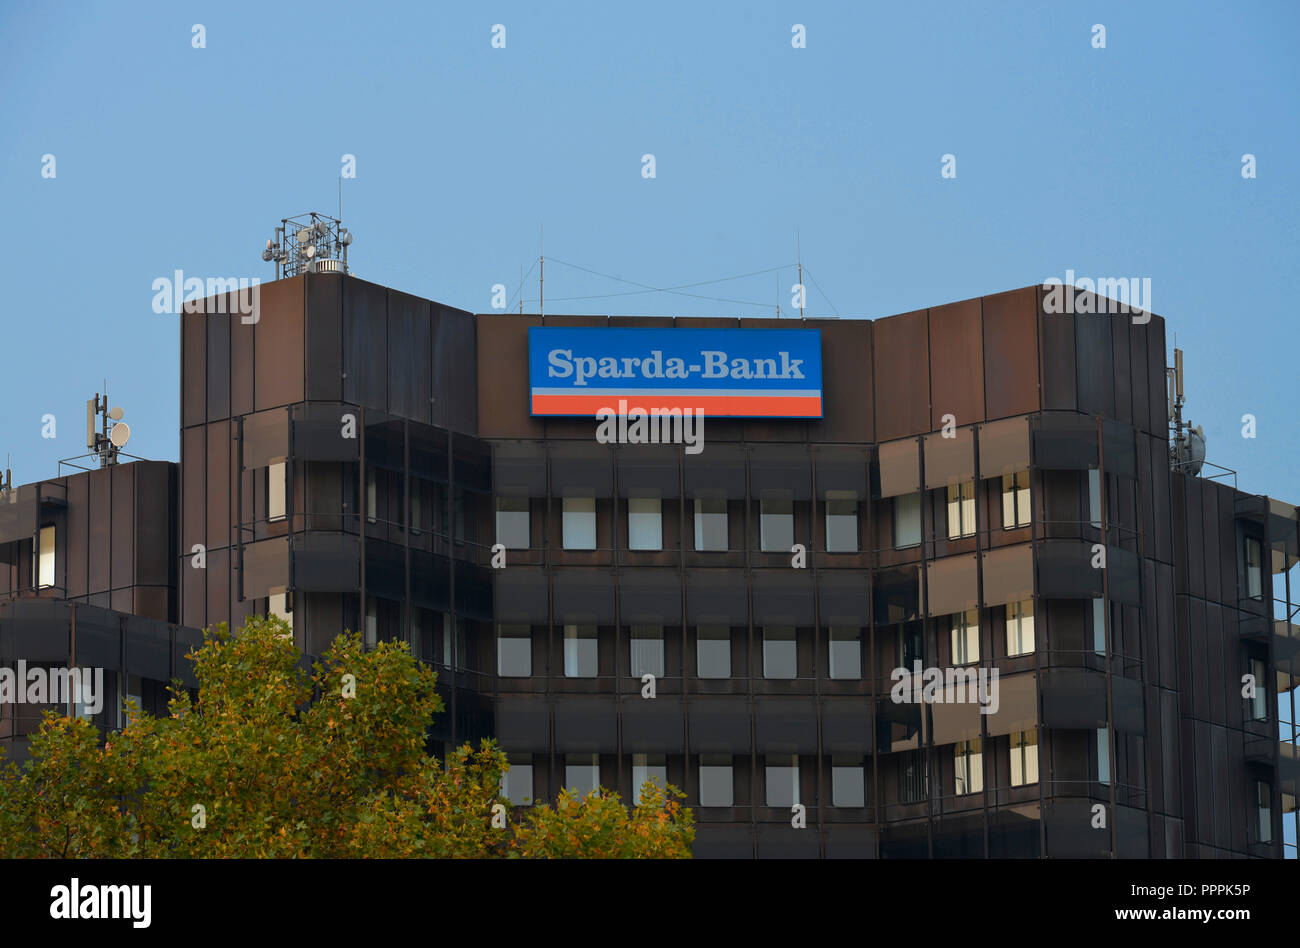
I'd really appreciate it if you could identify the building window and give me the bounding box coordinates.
[501,755,534,805]
[563,624,598,678]
[693,495,728,551]
[442,615,466,670]
[699,754,734,807]
[765,755,799,807]
[497,624,531,677]
[762,626,797,679]
[825,490,858,553]
[828,627,861,680]
[629,624,665,678]
[1087,468,1102,528]
[119,672,142,730]
[365,466,377,524]
[364,597,377,648]
[1010,729,1038,787]
[564,753,600,797]
[831,756,866,807]
[954,739,983,795]
[1256,780,1272,843]
[696,626,731,679]
[894,492,921,549]
[1096,727,1110,785]
[950,609,979,665]
[760,492,794,552]
[632,753,667,802]
[1249,657,1268,721]
[1092,597,1107,656]
[946,480,976,539]
[1243,535,1263,600]
[1006,599,1035,657]
[268,591,293,633]
[1001,471,1030,529]
[36,524,55,589]
[898,623,923,667]
[495,497,530,550]
[627,496,662,551]
[268,462,286,523]
[899,749,927,803]
[562,496,596,550]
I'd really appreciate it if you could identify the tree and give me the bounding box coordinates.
[0,615,693,858]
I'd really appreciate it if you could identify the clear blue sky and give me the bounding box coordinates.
[1,0,1296,504]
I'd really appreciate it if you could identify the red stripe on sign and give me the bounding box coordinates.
[531,393,823,418]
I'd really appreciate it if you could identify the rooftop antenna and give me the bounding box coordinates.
[1,455,12,501]
[1167,345,1205,476]
[539,225,544,318]
[797,230,805,319]
[519,264,524,314]
[776,272,781,318]
[261,211,351,279]
[85,388,131,468]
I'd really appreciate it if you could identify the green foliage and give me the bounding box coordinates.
[0,615,693,858]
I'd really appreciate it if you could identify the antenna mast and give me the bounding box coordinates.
[797,230,804,319]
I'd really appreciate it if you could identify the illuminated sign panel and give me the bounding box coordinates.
[528,327,823,418]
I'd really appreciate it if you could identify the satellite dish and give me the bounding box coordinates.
[340,230,353,246]
[108,406,124,421]
[296,227,311,243]
[110,422,131,449]
[304,244,316,258]
[316,220,330,235]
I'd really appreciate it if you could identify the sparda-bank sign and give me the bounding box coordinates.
[528,327,823,418]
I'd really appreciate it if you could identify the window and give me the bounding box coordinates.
[693,495,728,551]
[564,753,600,797]
[760,492,794,552]
[1001,471,1030,529]
[442,616,466,670]
[495,497,529,550]
[950,609,979,665]
[364,597,377,648]
[1256,781,1272,844]
[762,626,797,679]
[268,591,293,633]
[954,739,983,795]
[1243,535,1263,600]
[1010,729,1038,787]
[899,749,927,803]
[629,625,665,678]
[1087,468,1102,528]
[563,624,598,678]
[36,524,55,589]
[409,484,422,534]
[946,480,976,539]
[365,467,377,524]
[268,462,286,523]
[632,753,667,802]
[825,490,858,552]
[627,496,662,551]
[699,754,733,807]
[1249,657,1268,721]
[828,627,861,680]
[562,496,596,550]
[453,489,465,542]
[1006,599,1035,657]
[497,624,531,677]
[1092,598,1107,656]
[898,624,923,667]
[765,755,799,807]
[831,756,866,807]
[696,626,731,679]
[501,755,534,805]
[1096,727,1110,785]
[119,673,142,730]
[894,492,921,548]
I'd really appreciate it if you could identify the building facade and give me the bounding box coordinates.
[2,270,1297,858]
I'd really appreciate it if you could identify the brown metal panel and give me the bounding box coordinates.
[182,310,206,428]
[206,306,231,422]
[1202,480,1222,604]
[873,309,930,441]
[87,468,111,594]
[981,288,1040,420]
[925,552,978,617]
[1074,305,1114,418]
[808,319,873,445]
[231,296,255,417]
[133,462,171,589]
[254,277,305,411]
[928,297,984,429]
[181,426,206,554]
[431,305,477,435]
[132,586,168,623]
[877,438,920,498]
[206,546,230,631]
[1111,312,1133,426]
[306,272,343,402]
[110,463,134,592]
[1129,316,1151,437]
[475,314,544,439]
[387,289,432,424]
[342,277,388,412]
[1144,315,1167,438]
[923,427,974,489]
[206,421,230,553]
[64,472,88,600]
[1038,300,1077,412]
[978,416,1030,477]
[1185,477,1205,598]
